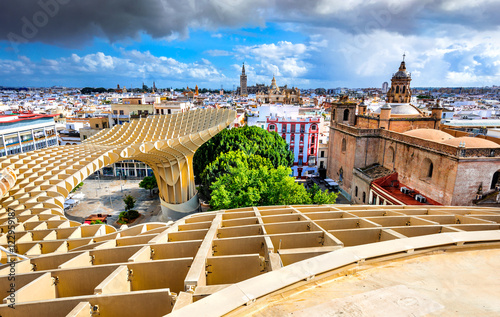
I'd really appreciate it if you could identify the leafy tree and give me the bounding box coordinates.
[118,210,140,223]
[139,176,158,197]
[193,126,293,181]
[209,165,311,210]
[200,150,272,199]
[123,195,136,211]
[90,220,104,225]
[307,184,338,204]
[259,166,312,206]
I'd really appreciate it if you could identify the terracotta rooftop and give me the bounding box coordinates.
[403,128,454,142]
[442,136,500,148]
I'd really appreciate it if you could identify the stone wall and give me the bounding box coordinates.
[352,169,372,204]
[329,122,500,206]
[452,160,500,206]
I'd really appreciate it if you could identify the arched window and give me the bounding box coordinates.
[396,86,400,94]
[491,170,500,190]
[332,109,336,121]
[387,146,395,164]
[343,109,349,121]
[311,124,317,130]
[362,192,366,203]
[355,186,358,197]
[341,138,347,152]
[402,85,406,93]
[422,158,434,179]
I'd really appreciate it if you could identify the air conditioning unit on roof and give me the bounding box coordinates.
[400,187,409,194]
[415,194,427,203]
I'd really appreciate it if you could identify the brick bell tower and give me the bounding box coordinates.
[386,54,412,104]
[239,63,248,96]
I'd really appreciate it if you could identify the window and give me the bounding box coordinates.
[298,157,303,166]
[156,109,160,114]
[422,158,433,179]
[119,110,124,115]
[387,146,395,163]
[300,125,305,133]
[320,161,324,169]
[138,110,142,115]
[310,148,314,155]
[311,124,317,130]
[362,192,366,203]
[113,110,118,114]
[343,109,349,121]
[341,138,346,152]
[355,186,358,197]
[269,125,275,131]
[291,125,295,133]
[320,151,325,158]
[396,86,400,94]
[403,86,406,93]
[95,124,99,128]
[299,147,303,154]
[300,135,304,142]
[144,110,148,115]
[491,170,500,189]
[282,125,286,133]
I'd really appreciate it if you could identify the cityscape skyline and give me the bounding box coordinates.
[0,1,499,89]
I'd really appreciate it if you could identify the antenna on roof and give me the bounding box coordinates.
[403,52,406,62]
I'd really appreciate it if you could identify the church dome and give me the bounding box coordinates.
[373,103,421,115]
[404,129,454,142]
[393,60,411,78]
[441,137,500,148]
[394,69,411,78]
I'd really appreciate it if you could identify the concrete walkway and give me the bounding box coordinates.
[65,178,161,228]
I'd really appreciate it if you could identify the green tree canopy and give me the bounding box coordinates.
[209,165,311,210]
[200,150,273,199]
[307,184,338,204]
[123,195,136,211]
[139,175,158,197]
[193,126,293,181]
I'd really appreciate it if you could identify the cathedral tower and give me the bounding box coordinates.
[386,54,412,104]
[239,63,248,96]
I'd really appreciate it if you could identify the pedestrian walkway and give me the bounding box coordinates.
[66,178,161,228]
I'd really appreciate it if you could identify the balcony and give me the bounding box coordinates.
[130,114,149,119]
[308,156,317,167]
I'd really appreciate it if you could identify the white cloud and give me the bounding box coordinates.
[0,50,226,86]
[205,49,232,56]
[233,40,320,84]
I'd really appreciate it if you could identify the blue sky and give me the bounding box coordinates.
[1,0,500,89]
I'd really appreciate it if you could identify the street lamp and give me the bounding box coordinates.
[105,187,113,209]
[97,171,101,189]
